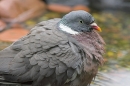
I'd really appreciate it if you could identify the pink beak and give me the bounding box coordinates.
[90,23,102,32]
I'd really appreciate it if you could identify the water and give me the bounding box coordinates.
[91,69,130,86]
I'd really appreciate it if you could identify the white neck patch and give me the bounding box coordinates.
[59,23,79,35]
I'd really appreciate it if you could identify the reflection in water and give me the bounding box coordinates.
[91,69,130,86]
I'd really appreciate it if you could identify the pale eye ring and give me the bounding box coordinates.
[79,20,83,23]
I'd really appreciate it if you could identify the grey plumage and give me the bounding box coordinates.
[0,10,105,86]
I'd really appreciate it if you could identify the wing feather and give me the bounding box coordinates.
[0,19,83,86]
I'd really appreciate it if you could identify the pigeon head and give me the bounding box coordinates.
[58,10,101,35]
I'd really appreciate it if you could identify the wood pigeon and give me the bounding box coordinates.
[0,10,105,86]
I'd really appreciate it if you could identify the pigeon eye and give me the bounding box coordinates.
[79,20,83,23]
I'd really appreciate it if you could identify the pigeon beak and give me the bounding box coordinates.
[90,23,102,32]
